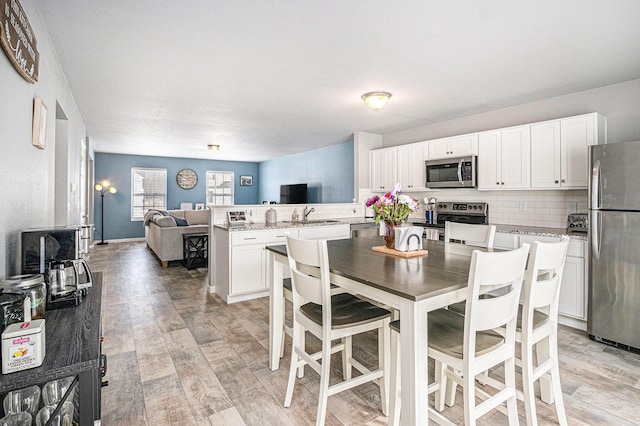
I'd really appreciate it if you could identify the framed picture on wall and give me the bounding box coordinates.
[32,98,47,150]
[195,203,205,210]
[180,202,193,210]
[240,175,253,186]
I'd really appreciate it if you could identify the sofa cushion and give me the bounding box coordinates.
[154,216,177,227]
[169,210,186,219]
[184,209,209,225]
[171,215,190,226]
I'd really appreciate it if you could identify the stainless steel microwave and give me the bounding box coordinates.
[425,156,477,188]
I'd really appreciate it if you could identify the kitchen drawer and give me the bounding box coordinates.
[298,224,350,240]
[231,229,298,246]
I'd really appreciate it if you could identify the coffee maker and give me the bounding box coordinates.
[21,227,93,310]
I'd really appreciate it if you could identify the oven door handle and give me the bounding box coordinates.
[457,159,463,185]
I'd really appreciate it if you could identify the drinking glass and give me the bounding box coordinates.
[0,412,32,426]
[42,377,75,407]
[2,386,40,419]
[35,402,73,426]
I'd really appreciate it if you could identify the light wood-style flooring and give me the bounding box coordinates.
[89,241,640,425]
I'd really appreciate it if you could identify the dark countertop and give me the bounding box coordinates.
[0,272,102,392]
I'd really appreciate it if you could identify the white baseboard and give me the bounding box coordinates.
[92,237,145,246]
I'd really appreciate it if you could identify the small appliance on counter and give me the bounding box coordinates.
[567,213,588,234]
[21,227,93,310]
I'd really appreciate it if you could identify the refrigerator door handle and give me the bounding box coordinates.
[591,159,601,209]
[591,210,601,260]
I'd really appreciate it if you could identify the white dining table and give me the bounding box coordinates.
[266,237,488,425]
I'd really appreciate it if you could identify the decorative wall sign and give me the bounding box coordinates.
[176,168,198,189]
[0,0,39,83]
[32,97,47,149]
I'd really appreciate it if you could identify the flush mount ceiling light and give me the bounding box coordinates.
[361,91,392,110]
[207,144,220,151]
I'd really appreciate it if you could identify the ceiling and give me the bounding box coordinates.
[35,1,640,162]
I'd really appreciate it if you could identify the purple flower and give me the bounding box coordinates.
[366,195,379,207]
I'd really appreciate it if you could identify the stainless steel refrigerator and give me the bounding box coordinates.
[589,140,640,351]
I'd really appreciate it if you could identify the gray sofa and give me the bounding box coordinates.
[144,209,209,267]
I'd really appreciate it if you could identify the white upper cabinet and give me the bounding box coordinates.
[428,133,478,160]
[478,125,531,190]
[531,113,602,189]
[397,142,428,190]
[370,147,397,192]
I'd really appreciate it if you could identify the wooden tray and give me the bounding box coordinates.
[372,246,429,257]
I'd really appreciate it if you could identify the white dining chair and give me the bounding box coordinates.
[283,235,392,425]
[388,244,530,426]
[444,221,496,248]
[505,236,570,426]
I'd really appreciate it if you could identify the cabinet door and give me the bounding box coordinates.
[427,138,452,160]
[397,142,427,190]
[299,224,350,240]
[559,255,585,319]
[561,115,593,188]
[231,244,265,295]
[370,148,397,191]
[478,131,501,189]
[449,133,478,156]
[500,125,530,189]
[530,120,561,189]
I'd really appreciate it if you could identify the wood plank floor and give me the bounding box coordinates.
[89,241,640,425]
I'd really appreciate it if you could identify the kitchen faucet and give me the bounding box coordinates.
[303,206,315,222]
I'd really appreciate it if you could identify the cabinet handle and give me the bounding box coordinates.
[555,180,559,184]
[501,182,505,185]
[496,182,500,185]
[244,237,257,240]
[561,179,566,183]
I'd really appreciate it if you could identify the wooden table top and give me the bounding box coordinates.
[0,272,102,392]
[266,237,489,302]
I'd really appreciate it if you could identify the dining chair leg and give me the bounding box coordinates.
[549,333,568,426]
[284,324,303,408]
[444,366,457,408]
[505,357,519,425]
[379,322,390,416]
[342,336,352,380]
[536,336,553,403]
[388,329,401,426]
[522,335,538,426]
[316,338,333,426]
[297,329,306,378]
[463,366,476,426]
[434,360,446,411]
[280,303,286,358]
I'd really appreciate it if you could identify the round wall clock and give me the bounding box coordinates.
[176,169,198,189]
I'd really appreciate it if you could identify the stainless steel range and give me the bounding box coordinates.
[413,201,489,240]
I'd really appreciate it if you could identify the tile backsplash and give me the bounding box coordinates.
[360,188,587,229]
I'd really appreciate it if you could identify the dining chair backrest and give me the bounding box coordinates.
[465,244,530,337]
[523,236,570,324]
[285,235,330,312]
[445,222,496,249]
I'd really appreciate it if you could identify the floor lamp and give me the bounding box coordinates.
[95,180,117,245]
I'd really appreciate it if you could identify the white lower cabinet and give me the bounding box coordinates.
[215,224,349,303]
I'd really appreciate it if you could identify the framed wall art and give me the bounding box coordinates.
[32,97,47,149]
[240,175,253,186]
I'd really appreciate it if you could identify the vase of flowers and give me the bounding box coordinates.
[366,183,419,249]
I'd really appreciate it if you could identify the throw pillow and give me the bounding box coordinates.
[171,215,190,226]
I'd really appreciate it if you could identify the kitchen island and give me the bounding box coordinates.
[211,220,352,303]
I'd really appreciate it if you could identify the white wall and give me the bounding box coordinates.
[0,1,86,277]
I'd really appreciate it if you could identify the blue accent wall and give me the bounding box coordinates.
[258,142,354,204]
[94,153,259,240]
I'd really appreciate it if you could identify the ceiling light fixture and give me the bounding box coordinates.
[361,91,392,110]
[208,144,220,151]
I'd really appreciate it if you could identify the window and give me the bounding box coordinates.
[206,171,234,205]
[131,168,167,220]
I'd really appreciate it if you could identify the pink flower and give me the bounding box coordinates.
[366,195,380,207]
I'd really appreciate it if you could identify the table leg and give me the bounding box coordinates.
[268,250,284,371]
[399,299,429,425]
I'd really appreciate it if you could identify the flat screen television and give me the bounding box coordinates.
[280,183,308,204]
